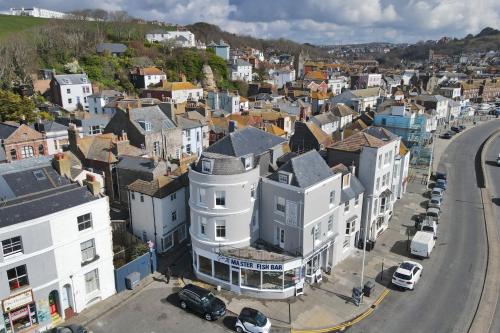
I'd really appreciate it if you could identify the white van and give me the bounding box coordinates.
[411,231,436,258]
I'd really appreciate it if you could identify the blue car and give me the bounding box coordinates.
[435,179,447,190]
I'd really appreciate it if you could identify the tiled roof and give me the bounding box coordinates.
[155,81,199,91]
[362,126,399,141]
[331,104,356,117]
[331,132,386,152]
[132,67,166,76]
[351,87,380,98]
[306,122,333,145]
[128,173,187,198]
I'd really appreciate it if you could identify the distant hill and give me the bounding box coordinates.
[186,22,326,58]
[380,27,500,65]
[0,14,49,39]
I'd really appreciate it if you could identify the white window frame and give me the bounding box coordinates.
[201,159,213,174]
[199,217,207,236]
[327,215,334,233]
[2,236,23,257]
[81,239,96,263]
[344,200,350,212]
[162,233,174,251]
[276,196,286,214]
[215,220,226,239]
[214,191,226,208]
[278,173,288,184]
[171,210,177,222]
[84,269,100,295]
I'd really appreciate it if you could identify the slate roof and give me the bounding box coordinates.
[128,173,187,199]
[362,127,399,142]
[0,122,18,139]
[116,156,162,173]
[205,126,286,158]
[0,162,99,227]
[233,59,252,67]
[128,105,177,134]
[31,121,68,133]
[269,150,334,188]
[331,104,357,117]
[54,74,90,86]
[176,117,203,130]
[96,43,127,54]
[351,87,380,98]
[330,132,386,152]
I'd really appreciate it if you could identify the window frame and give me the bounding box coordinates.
[276,196,286,214]
[80,239,96,264]
[215,220,226,239]
[2,236,23,257]
[7,265,29,291]
[77,213,93,231]
[214,191,226,208]
[84,268,100,295]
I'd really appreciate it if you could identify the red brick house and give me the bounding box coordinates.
[0,122,48,162]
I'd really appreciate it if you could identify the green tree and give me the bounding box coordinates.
[0,90,37,123]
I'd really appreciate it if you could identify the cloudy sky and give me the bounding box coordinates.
[2,0,499,44]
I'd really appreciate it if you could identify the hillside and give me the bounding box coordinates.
[380,27,500,65]
[0,14,49,38]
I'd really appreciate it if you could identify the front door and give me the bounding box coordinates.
[231,269,240,291]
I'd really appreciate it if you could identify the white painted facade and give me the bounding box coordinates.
[270,69,296,89]
[328,77,348,95]
[171,87,203,103]
[45,129,68,155]
[55,79,93,112]
[367,74,382,87]
[182,126,204,157]
[129,187,187,253]
[230,62,253,82]
[144,74,167,89]
[207,91,240,114]
[145,31,196,47]
[9,7,66,19]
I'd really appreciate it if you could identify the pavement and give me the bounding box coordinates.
[63,117,499,333]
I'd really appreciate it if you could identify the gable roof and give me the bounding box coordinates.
[311,112,339,126]
[96,43,127,54]
[0,122,18,139]
[331,104,357,117]
[330,132,386,152]
[205,126,286,157]
[128,105,177,134]
[54,74,90,86]
[362,127,399,142]
[269,150,333,188]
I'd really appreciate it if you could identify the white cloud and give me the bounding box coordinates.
[1,0,499,43]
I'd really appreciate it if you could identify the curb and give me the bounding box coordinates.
[468,128,500,333]
[291,288,390,333]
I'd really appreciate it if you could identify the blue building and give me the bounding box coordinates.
[373,102,431,148]
[208,39,230,61]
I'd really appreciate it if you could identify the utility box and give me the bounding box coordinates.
[363,281,376,297]
[125,272,141,290]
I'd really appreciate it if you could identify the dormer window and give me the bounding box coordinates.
[242,155,253,170]
[201,159,213,174]
[278,171,292,184]
[342,173,351,189]
[138,120,152,132]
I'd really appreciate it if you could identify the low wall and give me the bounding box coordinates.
[114,251,157,293]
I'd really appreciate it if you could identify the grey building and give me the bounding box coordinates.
[104,105,182,159]
[189,127,362,299]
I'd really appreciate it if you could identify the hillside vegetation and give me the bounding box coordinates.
[0,14,49,38]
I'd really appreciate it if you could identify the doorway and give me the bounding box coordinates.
[62,284,75,319]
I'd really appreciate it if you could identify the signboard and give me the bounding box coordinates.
[218,256,283,272]
[10,307,28,321]
[2,290,33,312]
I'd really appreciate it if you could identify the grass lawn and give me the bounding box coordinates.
[0,14,48,39]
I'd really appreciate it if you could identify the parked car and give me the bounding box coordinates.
[426,207,440,222]
[434,171,447,181]
[49,325,89,333]
[435,179,447,190]
[417,217,438,239]
[235,307,272,333]
[392,261,423,290]
[459,125,466,131]
[440,132,452,139]
[178,284,226,321]
[428,197,441,210]
[450,126,461,133]
[411,231,436,258]
[431,187,444,198]
[497,154,500,167]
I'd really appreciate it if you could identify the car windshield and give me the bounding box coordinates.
[422,226,434,232]
[430,199,439,204]
[201,293,215,304]
[394,272,412,280]
[254,312,267,327]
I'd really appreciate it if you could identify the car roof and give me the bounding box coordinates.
[183,283,211,296]
[400,262,415,270]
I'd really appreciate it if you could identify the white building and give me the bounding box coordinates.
[0,160,115,332]
[270,69,296,89]
[328,130,401,241]
[145,30,196,48]
[230,59,253,82]
[88,90,124,115]
[207,91,240,114]
[50,74,93,111]
[128,176,188,253]
[328,76,348,95]
[33,121,69,155]
[130,67,167,89]
[177,118,206,157]
[8,7,66,19]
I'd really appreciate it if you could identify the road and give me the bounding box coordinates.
[350,119,500,333]
[484,132,500,333]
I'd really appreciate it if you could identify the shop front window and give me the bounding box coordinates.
[241,268,261,289]
[262,271,283,290]
[214,261,230,282]
[199,256,212,276]
[284,268,300,288]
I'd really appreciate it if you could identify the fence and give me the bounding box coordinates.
[114,250,157,293]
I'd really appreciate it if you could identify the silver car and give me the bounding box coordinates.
[428,197,441,210]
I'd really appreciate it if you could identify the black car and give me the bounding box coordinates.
[458,125,466,131]
[450,126,461,133]
[435,171,447,181]
[49,325,89,333]
[178,284,226,321]
[440,132,452,139]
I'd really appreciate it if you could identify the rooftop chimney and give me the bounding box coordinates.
[228,120,237,133]
[85,173,101,197]
[67,123,80,153]
[53,153,71,178]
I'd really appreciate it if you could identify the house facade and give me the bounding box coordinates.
[50,74,93,111]
[88,90,124,115]
[145,30,196,47]
[0,162,115,332]
[129,67,167,89]
[207,91,240,114]
[0,123,48,163]
[230,59,253,82]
